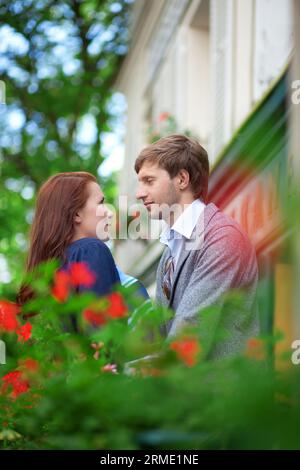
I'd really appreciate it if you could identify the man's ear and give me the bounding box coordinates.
[178,169,190,190]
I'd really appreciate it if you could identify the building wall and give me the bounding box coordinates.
[115,0,294,292]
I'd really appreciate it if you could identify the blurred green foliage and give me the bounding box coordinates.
[0,261,299,450]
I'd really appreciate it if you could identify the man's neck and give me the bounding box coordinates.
[167,195,197,227]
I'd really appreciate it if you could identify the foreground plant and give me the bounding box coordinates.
[0,260,299,450]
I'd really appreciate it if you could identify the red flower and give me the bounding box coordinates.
[52,263,95,301]
[1,370,29,398]
[83,308,107,326]
[0,300,20,332]
[83,293,128,326]
[105,292,128,319]
[69,262,96,288]
[170,337,201,367]
[158,112,171,123]
[16,322,32,342]
[52,270,70,302]
[19,358,39,372]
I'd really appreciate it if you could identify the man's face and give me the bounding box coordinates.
[136,162,181,222]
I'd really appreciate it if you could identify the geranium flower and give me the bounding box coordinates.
[170,337,201,367]
[19,358,39,372]
[83,308,107,326]
[105,292,128,319]
[52,270,70,302]
[83,293,128,326]
[16,322,32,342]
[69,262,96,288]
[0,300,20,332]
[1,370,29,398]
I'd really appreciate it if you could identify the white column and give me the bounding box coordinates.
[210,0,233,161]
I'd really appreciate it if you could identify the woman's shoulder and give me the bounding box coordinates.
[63,238,120,293]
[65,238,114,264]
[67,237,110,253]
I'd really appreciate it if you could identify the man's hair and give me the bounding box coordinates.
[135,134,209,201]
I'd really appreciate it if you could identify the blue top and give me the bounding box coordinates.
[63,237,120,297]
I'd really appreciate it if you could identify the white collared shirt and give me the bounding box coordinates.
[159,199,206,269]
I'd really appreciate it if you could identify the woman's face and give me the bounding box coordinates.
[74,181,112,242]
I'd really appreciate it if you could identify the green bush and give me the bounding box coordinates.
[0,260,299,450]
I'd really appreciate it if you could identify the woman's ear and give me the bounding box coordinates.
[74,212,82,224]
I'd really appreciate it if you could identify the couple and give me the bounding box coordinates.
[17,134,259,356]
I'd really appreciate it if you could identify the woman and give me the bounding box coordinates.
[17,171,146,306]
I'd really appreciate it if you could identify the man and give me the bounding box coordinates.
[135,134,259,358]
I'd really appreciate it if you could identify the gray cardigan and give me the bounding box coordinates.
[156,203,259,359]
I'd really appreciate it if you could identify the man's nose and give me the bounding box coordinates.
[136,185,147,200]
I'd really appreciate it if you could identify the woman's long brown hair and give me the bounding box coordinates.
[17,172,97,306]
